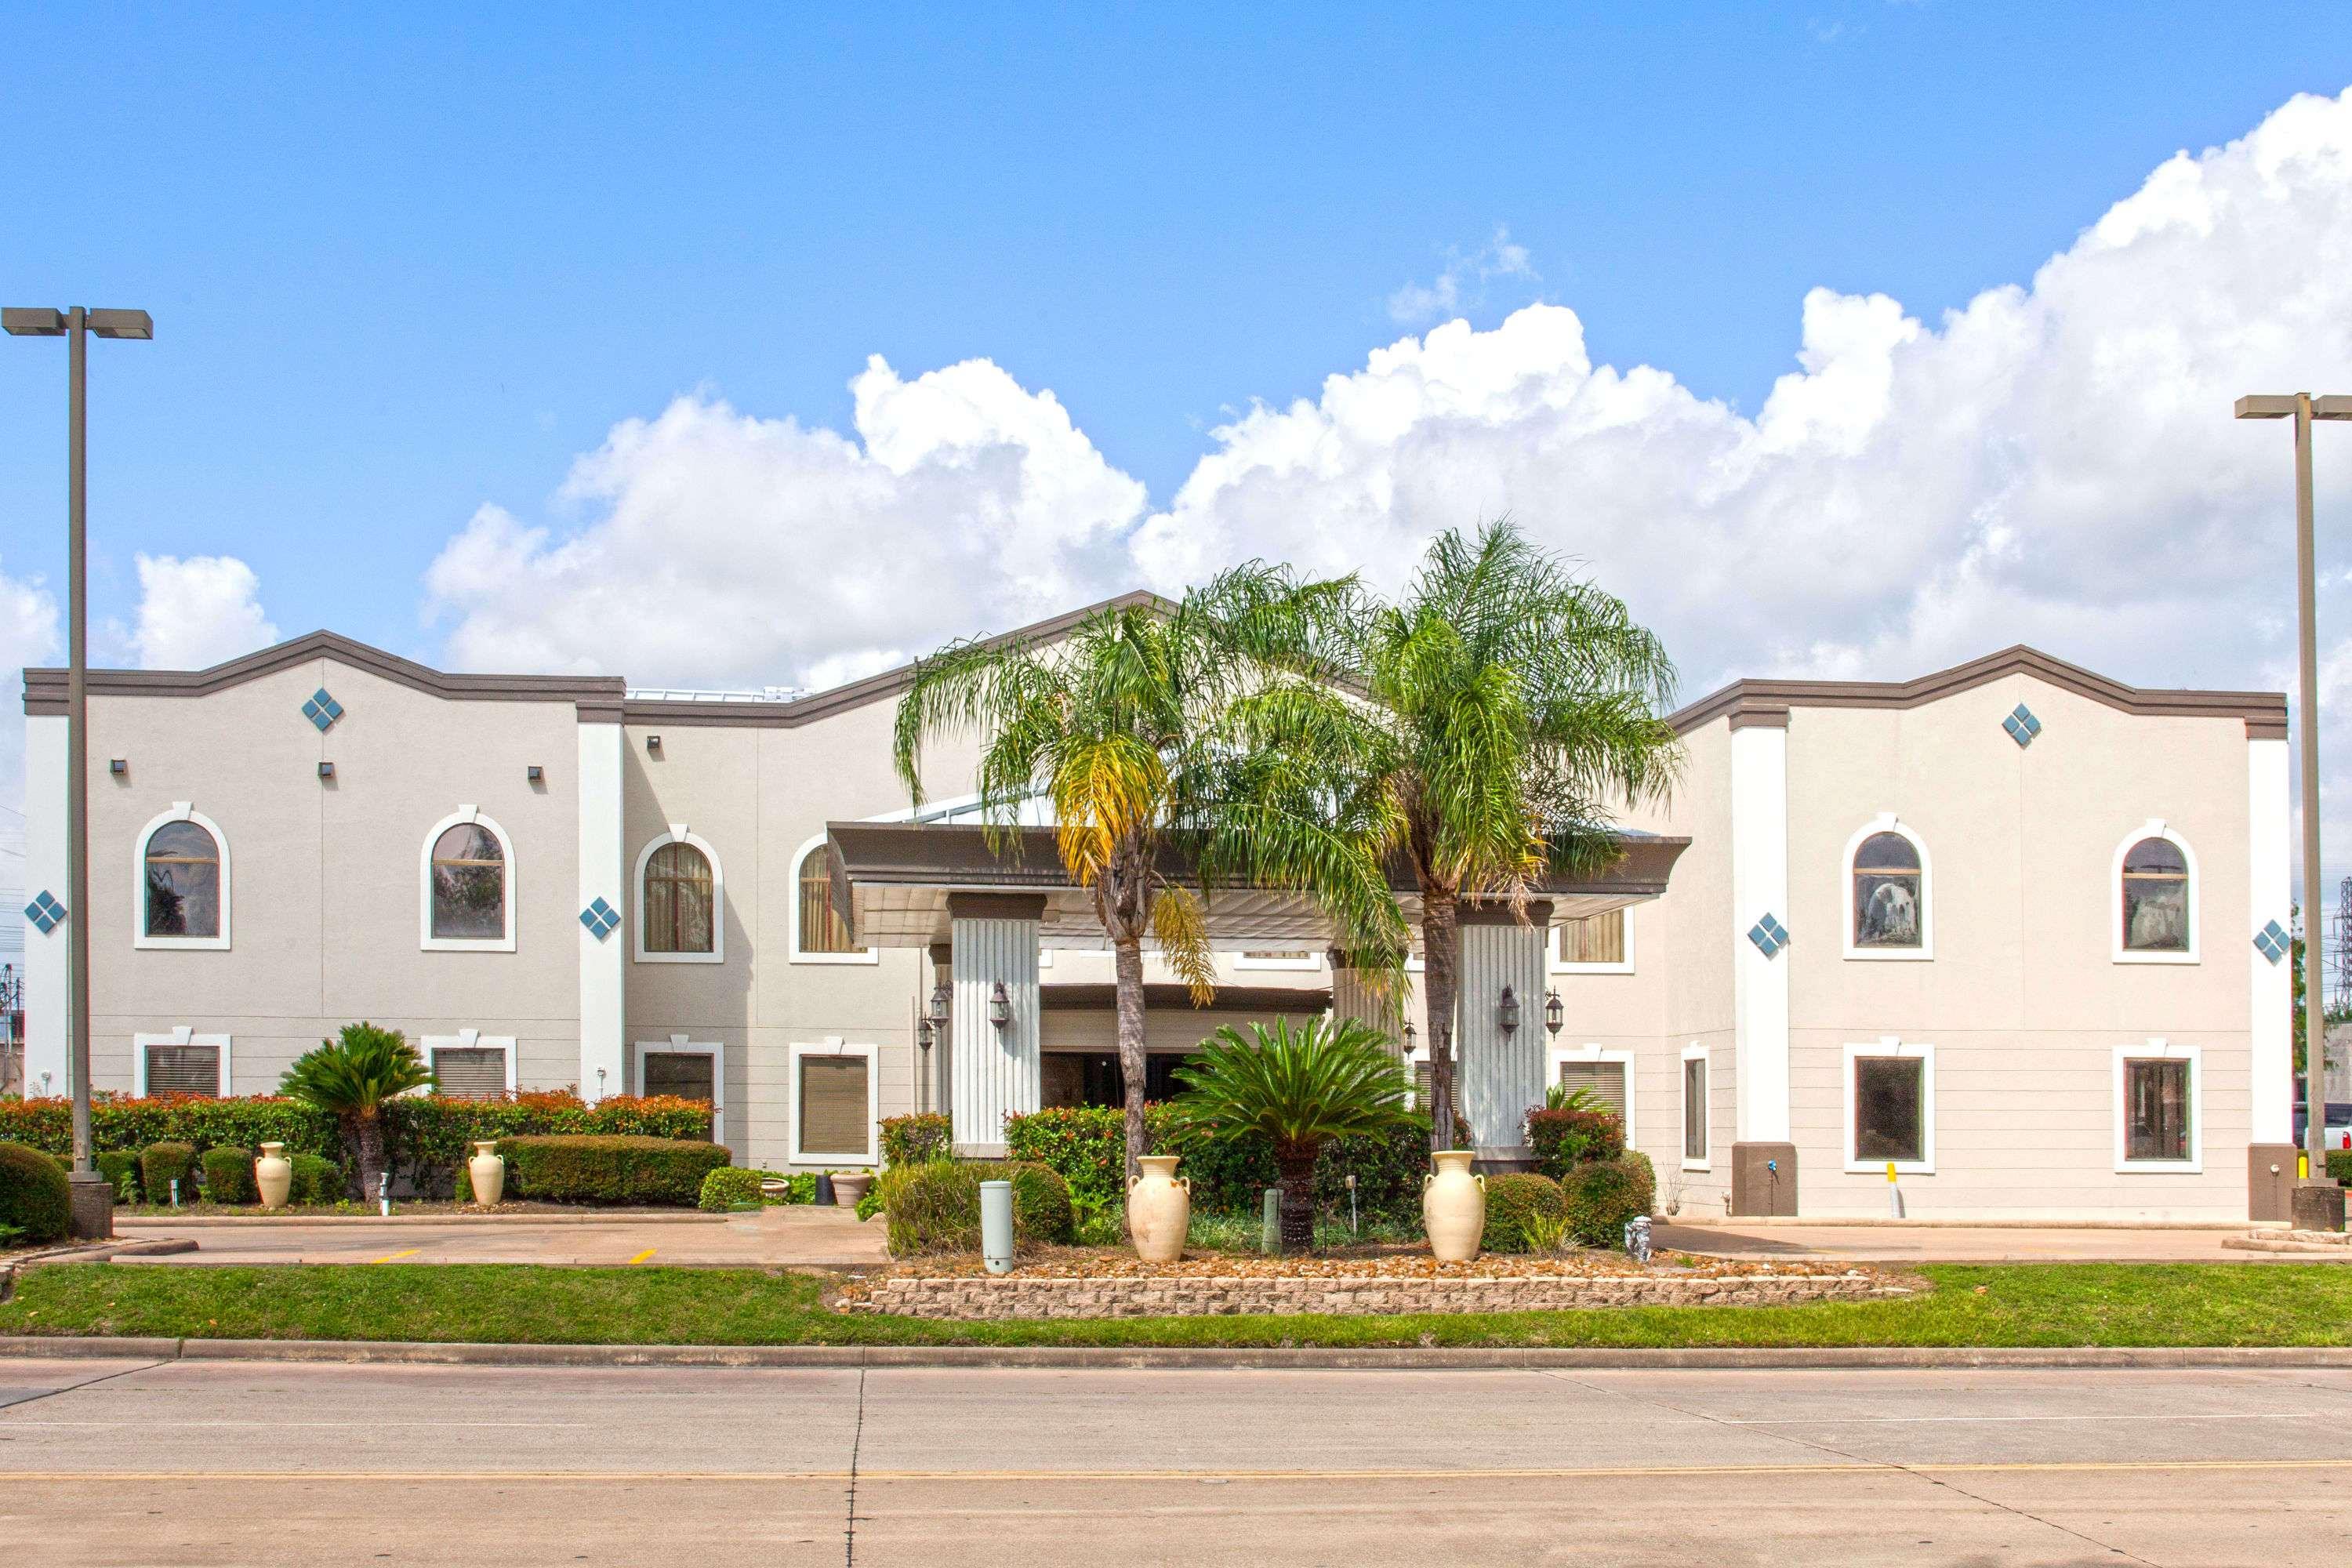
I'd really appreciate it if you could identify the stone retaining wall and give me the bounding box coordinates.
[854,1272,1910,1320]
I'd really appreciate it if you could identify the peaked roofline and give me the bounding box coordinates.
[1667,644,2288,739]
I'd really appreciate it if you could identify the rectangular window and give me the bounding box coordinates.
[1682,1054,1708,1164]
[1556,1059,1628,1120]
[1414,1061,1432,1112]
[797,1054,872,1159]
[145,1044,221,1098]
[1236,949,1319,971]
[2123,1058,2192,1163]
[432,1047,508,1100]
[1557,909,1626,967]
[1853,1056,1925,1163]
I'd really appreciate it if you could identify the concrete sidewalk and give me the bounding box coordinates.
[1654,1219,2318,1263]
[109,1203,887,1269]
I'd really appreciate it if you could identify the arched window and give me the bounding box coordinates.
[1843,816,1930,959]
[420,808,515,950]
[791,836,871,962]
[2119,832,2191,956]
[635,828,722,963]
[133,804,230,949]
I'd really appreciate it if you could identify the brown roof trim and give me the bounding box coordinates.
[1668,645,2287,737]
[24,630,627,718]
[1040,982,1331,1014]
[1458,900,1556,927]
[617,590,1176,729]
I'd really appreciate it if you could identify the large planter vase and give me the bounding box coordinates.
[1127,1155,1190,1262]
[467,1142,506,1207]
[253,1142,292,1208]
[1423,1150,1486,1261]
[833,1172,874,1210]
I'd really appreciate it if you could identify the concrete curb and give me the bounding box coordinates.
[111,1210,732,1228]
[3,1334,2349,1371]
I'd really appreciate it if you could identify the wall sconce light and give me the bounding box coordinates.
[108,758,126,775]
[916,1018,934,1054]
[1402,1021,1417,1053]
[318,761,336,780]
[38,1071,52,1096]
[645,735,662,754]
[527,765,543,782]
[987,981,1011,1031]
[1544,987,1564,1038]
[596,1067,608,1098]
[1497,985,1521,1036]
[927,983,951,1030]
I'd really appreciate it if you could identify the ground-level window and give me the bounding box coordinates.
[427,1039,514,1100]
[135,1030,230,1098]
[2114,1045,2199,1171]
[1845,1043,1933,1171]
[1681,1049,1708,1167]
[1556,909,1628,968]
[638,1041,723,1144]
[1555,1058,1628,1122]
[790,1042,875,1163]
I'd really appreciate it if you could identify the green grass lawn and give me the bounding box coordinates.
[3,1262,2350,1348]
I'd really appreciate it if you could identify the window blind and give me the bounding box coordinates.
[146,1044,220,1098]
[434,1047,506,1100]
[798,1054,870,1156]
[1556,1059,1628,1119]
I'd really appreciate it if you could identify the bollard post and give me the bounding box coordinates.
[1261,1187,1282,1254]
[980,1180,1014,1275]
[378,1171,391,1218]
[1886,1160,1904,1219]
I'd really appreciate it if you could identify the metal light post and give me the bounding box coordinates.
[4,305,152,1240]
[2238,391,2352,1230]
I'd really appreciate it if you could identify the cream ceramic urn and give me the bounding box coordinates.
[1127,1155,1190,1262]
[253,1142,293,1208]
[1422,1150,1486,1261]
[468,1141,506,1207]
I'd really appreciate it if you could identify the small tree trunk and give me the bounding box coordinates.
[1420,891,1463,1154]
[354,1111,387,1200]
[1112,928,1149,1185]
[1275,1142,1319,1254]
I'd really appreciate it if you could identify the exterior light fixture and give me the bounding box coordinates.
[1497,985,1521,1036]
[646,735,662,753]
[317,761,335,779]
[927,982,951,1029]
[527,764,543,782]
[916,1018,934,1053]
[107,758,125,775]
[987,981,1011,1031]
[1403,1021,1417,1051]
[1544,988,1564,1038]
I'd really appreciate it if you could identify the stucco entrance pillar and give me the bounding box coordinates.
[1730,710,1797,1214]
[947,893,1042,1156]
[1456,903,1551,1157]
[1327,949,1406,1062]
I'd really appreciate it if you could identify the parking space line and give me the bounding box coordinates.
[370,1248,421,1265]
[629,1248,657,1265]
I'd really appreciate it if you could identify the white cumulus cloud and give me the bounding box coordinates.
[1387,225,1539,325]
[118,554,280,671]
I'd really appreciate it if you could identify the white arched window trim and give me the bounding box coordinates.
[789,833,877,964]
[132,802,231,951]
[1842,813,1932,961]
[2112,819,2199,965]
[633,825,724,965]
[419,805,517,953]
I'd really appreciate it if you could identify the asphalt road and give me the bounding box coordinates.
[4,1356,2347,1566]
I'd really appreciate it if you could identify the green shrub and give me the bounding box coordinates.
[199,1145,255,1205]
[877,1159,1075,1255]
[698,1167,767,1212]
[1480,1171,1567,1254]
[0,1142,71,1244]
[499,1134,731,1206]
[1004,1105,1131,1207]
[1524,1107,1626,1176]
[94,1149,140,1203]
[2328,1149,2352,1185]
[855,1183,885,1221]
[880,1113,952,1168]
[290,1153,346,1204]
[1562,1153,1655,1248]
[140,1142,198,1203]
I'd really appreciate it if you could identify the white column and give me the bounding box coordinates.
[1327,950,1404,1060]
[20,713,68,1098]
[949,895,1041,1156]
[1457,906,1549,1155]
[1730,720,1791,1145]
[2249,735,2294,1145]
[577,715,626,1102]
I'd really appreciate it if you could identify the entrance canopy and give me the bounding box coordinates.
[825,821,1690,951]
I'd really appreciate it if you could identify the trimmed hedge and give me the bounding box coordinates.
[141,1142,198,1204]
[877,1159,1075,1255]
[1481,1171,1567,1254]
[498,1135,731,1206]
[95,1149,141,1203]
[880,1113,952,1168]
[199,1145,254,1205]
[2328,1149,2352,1185]
[290,1152,346,1205]
[0,1141,71,1245]
[698,1167,768,1212]
[1525,1107,1627,1177]
[1563,1153,1655,1247]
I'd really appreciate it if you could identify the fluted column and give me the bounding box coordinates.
[948,894,1042,1156]
[1455,902,1550,1156]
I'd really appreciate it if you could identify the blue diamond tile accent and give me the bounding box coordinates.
[2002,702,2042,748]
[1747,913,1789,958]
[301,688,344,732]
[2254,919,2292,964]
[579,897,621,940]
[24,890,65,935]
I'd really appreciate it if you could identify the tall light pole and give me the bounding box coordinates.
[2238,391,2352,1231]
[4,305,152,1240]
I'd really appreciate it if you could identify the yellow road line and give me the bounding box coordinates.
[368,1249,421,1265]
[23,1458,2352,1483]
[628,1248,657,1265]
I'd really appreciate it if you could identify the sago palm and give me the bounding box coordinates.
[895,567,1407,1181]
[278,1022,434,1198]
[1166,1016,1419,1254]
[1231,520,1681,1151]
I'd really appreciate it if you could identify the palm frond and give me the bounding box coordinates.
[1148,883,1217,1005]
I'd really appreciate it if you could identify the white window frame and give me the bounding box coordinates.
[1679,1042,1711,1171]
[1842,1037,1935,1174]
[788,1037,879,1165]
[1546,1042,1636,1150]
[1551,906,1635,975]
[2113,820,2198,964]
[788,833,877,965]
[423,1029,518,1096]
[633,825,724,965]
[419,805,517,953]
[2112,1040,2201,1174]
[132,802,232,951]
[1235,949,1323,972]
[637,1035,725,1145]
[1842,813,1932,961]
[132,1026,233,1096]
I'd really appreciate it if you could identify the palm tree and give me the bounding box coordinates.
[894,569,1408,1181]
[1231,520,1681,1151]
[1166,1016,1420,1254]
[278,1022,434,1199]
